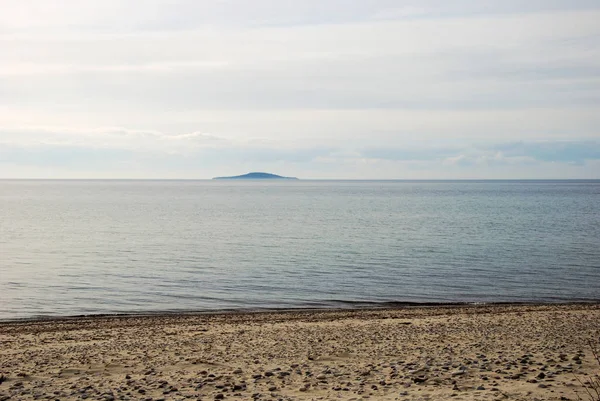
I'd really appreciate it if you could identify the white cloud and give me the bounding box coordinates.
[0,1,599,178]
[0,126,227,155]
[0,61,230,76]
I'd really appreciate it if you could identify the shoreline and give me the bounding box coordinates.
[2,303,599,400]
[2,300,600,325]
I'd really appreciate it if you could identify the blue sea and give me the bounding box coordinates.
[1,180,599,320]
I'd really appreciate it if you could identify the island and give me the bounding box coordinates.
[213,172,298,180]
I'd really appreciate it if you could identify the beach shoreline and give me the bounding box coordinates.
[3,300,599,324]
[2,303,599,400]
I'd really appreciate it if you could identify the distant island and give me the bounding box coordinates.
[213,172,299,180]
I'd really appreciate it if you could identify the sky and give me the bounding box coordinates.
[1,0,599,179]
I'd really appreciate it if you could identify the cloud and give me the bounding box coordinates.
[0,1,599,178]
[2,1,599,33]
[0,126,225,154]
[442,152,536,167]
[0,61,230,76]
[360,147,458,161]
[360,141,600,167]
[0,125,334,176]
[490,141,600,164]
[2,132,599,177]
[2,9,600,112]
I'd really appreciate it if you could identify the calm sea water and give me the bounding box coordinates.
[1,180,599,320]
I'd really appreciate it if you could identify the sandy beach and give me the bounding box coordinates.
[1,304,599,401]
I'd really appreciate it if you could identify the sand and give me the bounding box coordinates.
[1,304,599,401]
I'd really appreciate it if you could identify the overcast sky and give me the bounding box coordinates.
[1,0,599,178]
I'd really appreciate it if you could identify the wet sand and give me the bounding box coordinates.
[1,304,599,400]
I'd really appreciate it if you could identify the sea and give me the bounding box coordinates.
[1,179,599,320]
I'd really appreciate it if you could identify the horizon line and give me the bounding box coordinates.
[1,178,599,181]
